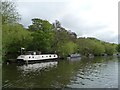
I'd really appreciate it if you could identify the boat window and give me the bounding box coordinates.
[49,55,51,57]
[29,56,31,58]
[46,56,48,57]
[42,56,43,57]
[32,56,34,58]
[54,55,56,57]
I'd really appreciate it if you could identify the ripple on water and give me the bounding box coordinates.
[3,57,118,88]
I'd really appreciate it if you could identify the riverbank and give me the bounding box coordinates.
[3,19,117,63]
[3,53,119,65]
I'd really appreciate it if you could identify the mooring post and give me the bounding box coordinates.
[26,60,28,65]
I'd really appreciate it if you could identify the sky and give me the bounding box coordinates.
[17,0,119,43]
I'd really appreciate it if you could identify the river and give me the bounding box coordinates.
[2,56,119,89]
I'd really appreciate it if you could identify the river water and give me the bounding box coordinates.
[2,56,119,88]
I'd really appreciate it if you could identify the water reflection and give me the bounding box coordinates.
[67,57,118,88]
[2,57,118,88]
[67,57,81,61]
[17,61,58,72]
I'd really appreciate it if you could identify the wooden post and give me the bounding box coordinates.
[26,60,28,65]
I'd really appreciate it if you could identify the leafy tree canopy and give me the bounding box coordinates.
[2,0,20,24]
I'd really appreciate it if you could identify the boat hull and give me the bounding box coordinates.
[17,54,58,62]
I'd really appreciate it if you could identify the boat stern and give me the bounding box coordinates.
[17,55,25,60]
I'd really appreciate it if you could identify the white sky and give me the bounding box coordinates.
[17,0,119,43]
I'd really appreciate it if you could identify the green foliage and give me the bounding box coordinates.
[2,0,20,24]
[77,38,94,55]
[76,38,108,56]
[57,41,78,58]
[2,24,32,58]
[2,18,117,60]
[29,31,54,53]
[28,18,54,53]
[28,18,53,31]
[2,0,117,61]
[104,44,116,55]
[116,44,120,52]
[92,42,105,56]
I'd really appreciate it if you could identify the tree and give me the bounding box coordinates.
[28,18,54,53]
[2,23,32,59]
[2,0,20,24]
[117,44,120,52]
[92,43,105,56]
[52,23,78,54]
[76,38,105,56]
[53,20,61,29]
[57,41,78,58]
[29,30,54,53]
[28,18,53,31]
